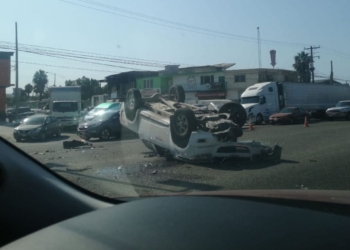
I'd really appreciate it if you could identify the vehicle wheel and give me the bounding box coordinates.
[347,112,350,121]
[115,130,122,139]
[169,85,185,103]
[171,108,197,148]
[255,114,263,125]
[40,133,46,142]
[99,128,111,141]
[218,102,247,128]
[14,137,20,142]
[125,88,142,121]
[56,129,62,137]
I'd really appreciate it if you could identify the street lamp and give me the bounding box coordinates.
[45,71,56,87]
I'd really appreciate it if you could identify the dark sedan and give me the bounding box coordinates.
[77,110,122,141]
[269,107,311,125]
[13,115,62,142]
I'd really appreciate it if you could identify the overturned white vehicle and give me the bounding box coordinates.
[120,86,282,162]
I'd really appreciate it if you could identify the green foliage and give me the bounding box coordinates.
[33,70,48,100]
[293,52,311,83]
[65,76,102,100]
[24,83,33,97]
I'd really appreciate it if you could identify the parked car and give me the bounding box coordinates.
[6,107,35,123]
[120,86,281,162]
[326,100,350,120]
[83,102,121,121]
[77,110,122,141]
[13,115,62,142]
[269,107,311,125]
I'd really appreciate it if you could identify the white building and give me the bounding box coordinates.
[172,64,298,103]
[172,64,234,103]
[225,68,298,103]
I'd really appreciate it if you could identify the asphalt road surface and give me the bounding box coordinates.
[1,119,350,198]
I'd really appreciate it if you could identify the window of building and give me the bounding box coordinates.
[266,75,274,81]
[200,75,214,85]
[143,79,153,88]
[218,76,225,84]
[235,75,246,82]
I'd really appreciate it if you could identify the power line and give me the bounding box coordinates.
[0,41,187,67]
[60,0,310,48]
[0,44,151,70]
[11,60,121,73]
[0,43,165,68]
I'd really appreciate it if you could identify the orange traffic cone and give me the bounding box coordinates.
[304,116,309,127]
[249,122,254,130]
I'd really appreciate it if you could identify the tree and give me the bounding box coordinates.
[293,51,311,83]
[24,83,33,98]
[65,77,101,100]
[33,70,48,101]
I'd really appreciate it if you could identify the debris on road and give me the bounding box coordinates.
[118,166,122,170]
[33,152,38,155]
[152,170,158,174]
[63,140,93,149]
[144,163,153,168]
[67,166,91,172]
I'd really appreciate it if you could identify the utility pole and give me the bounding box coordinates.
[257,27,261,68]
[15,22,19,122]
[330,61,333,85]
[304,46,320,83]
[54,73,56,87]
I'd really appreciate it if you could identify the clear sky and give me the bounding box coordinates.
[1,0,350,93]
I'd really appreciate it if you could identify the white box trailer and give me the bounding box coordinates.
[240,82,350,124]
[49,86,81,127]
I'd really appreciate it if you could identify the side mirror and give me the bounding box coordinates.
[259,96,266,105]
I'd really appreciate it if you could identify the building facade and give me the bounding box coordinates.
[0,52,14,121]
[172,64,234,103]
[225,68,298,103]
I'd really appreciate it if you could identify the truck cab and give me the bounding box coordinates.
[240,82,280,125]
[51,101,80,127]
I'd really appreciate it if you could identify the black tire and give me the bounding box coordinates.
[115,130,122,139]
[125,88,142,121]
[56,128,62,137]
[255,114,263,125]
[40,133,46,142]
[171,108,197,148]
[169,85,185,103]
[218,102,247,128]
[347,112,350,121]
[99,128,111,141]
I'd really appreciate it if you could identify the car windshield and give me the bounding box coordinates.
[280,108,295,113]
[22,116,45,125]
[336,102,350,107]
[2,1,350,201]
[53,102,78,112]
[91,111,115,122]
[241,96,260,104]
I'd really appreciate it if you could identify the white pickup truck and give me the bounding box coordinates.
[120,86,282,163]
